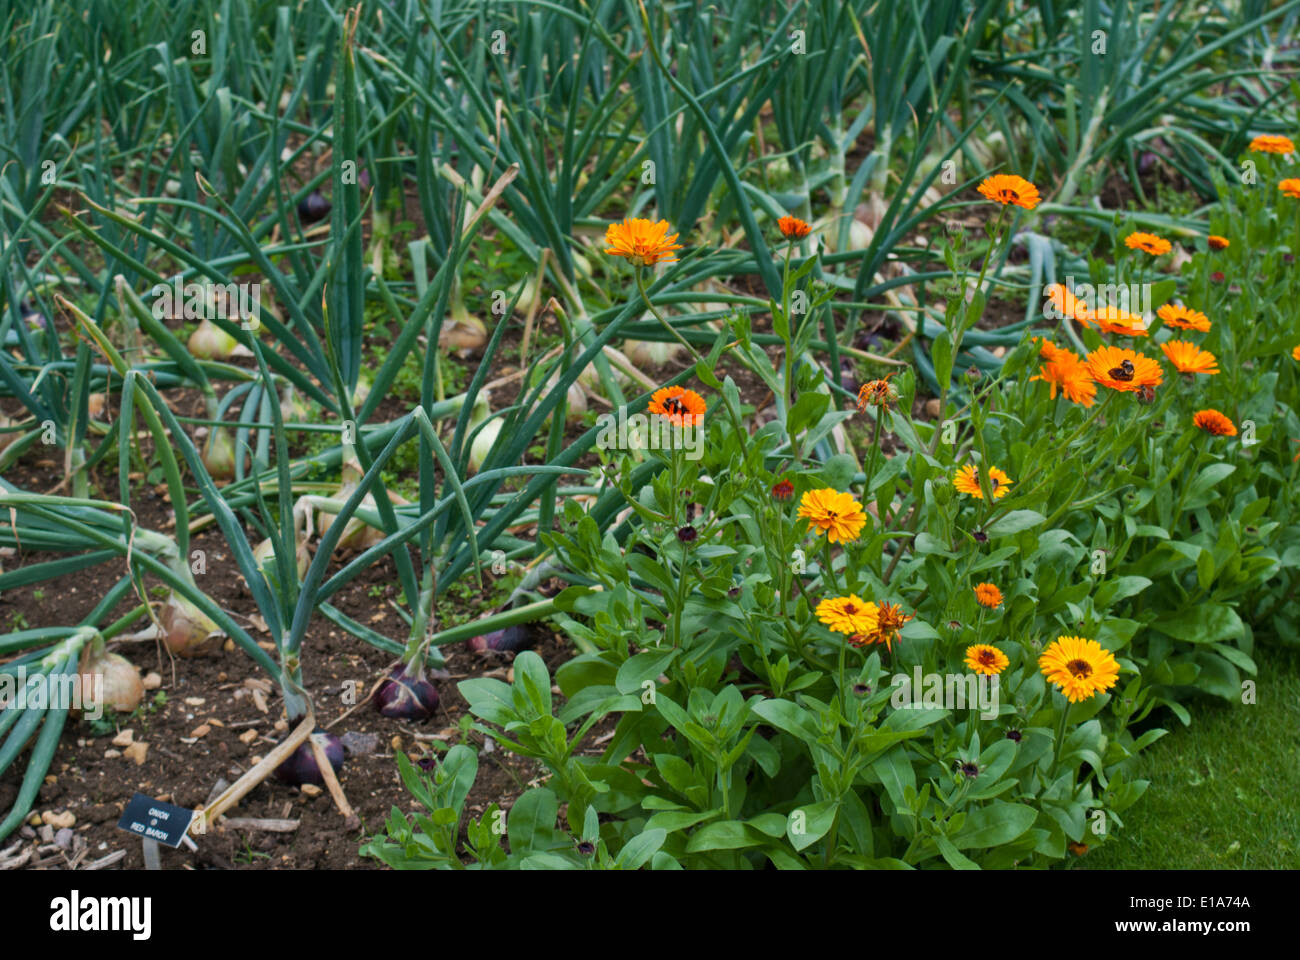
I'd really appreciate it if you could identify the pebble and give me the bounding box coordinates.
[19,825,35,840]
[300,784,322,797]
[42,810,75,829]
[54,828,75,850]
[104,749,121,759]
[185,697,206,707]
[124,742,149,766]
[190,723,212,738]
[111,729,134,747]
[142,672,162,690]
[340,731,380,756]
[273,719,288,733]
[38,825,54,843]
[239,729,259,744]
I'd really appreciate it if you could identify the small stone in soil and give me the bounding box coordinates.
[142,672,162,690]
[300,784,322,797]
[111,729,134,747]
[54,828,75,850]
[340,731,380,756]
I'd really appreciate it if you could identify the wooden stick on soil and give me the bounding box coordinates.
[195,712,316,833]
[309,734,356,820]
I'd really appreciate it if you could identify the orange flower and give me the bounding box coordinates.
[953,464,1013,500]
[1090,303,1149,337]
[1044,283,1091,324]
[1281,179,1300,199]
[973,583,1003,608]
[977,174,1040,210]
[1249,134,1295,154]
[861,602,913,652]
[1193,409,1236,436]
[604,218,683,266]
[964,644,1009,676]
[777,215,811,240]
[1206,235,1229,250]
[1156,303,1211,333]
[1030,350,1096,407]
[1085,346,1163,393]
[771,479,794,501]
[1160,340,1219,375]
[1124,232,1172,256]
[1034,337,1070,362]
[1293,345,1300,362]
[857,377,898,410]
[647,386,706,426]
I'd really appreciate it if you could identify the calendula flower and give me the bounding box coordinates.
[973,583,1003,608]
[977,174,1041,210]
[857,377,898,410]
[1124,232,1172,256]
[1068,842,1090,857]
[1034,337,1070,362]
[1039,635,1121,703]
[771,479,794,501]
[1085,346,1163,393]
[647,386,706,426]
[798,488,868,544]
[604,218,683,266]
[964,644,1009,676]
[1160,340,1220,375]
[1280,179,1300,199]
[1193,409,1237,436]
[862,602,913,652]
[953,464,1013,500]
[1206,235,1229,250]
[1031,350,1097,407]
[1157,303,1211,332]
[816,595,879,635]
[1250,134,1295,154]
[1091,304,1149,337]
[777,215,811,240]
[1044,283,1091,324]
[1292,345,1300,361]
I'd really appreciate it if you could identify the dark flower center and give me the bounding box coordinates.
[1066,659,1093,678]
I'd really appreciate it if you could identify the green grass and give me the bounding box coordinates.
[1073,645,1300,870]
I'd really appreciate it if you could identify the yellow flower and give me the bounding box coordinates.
[964,644,1009,676]
[1249,134,1295,154]
[604,218,683,266]
[1124,232,1172,256]
[797,488,868,544]
[953,464,1012,500]
[1038,635,1121,703]
[816,595,879,635]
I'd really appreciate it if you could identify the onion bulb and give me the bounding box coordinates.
[624,339,684,370]
[159,591,221,657]
[188,318,239,360]
[201,427,237,481]
[466,625,536,655]
[298,190,331,224]
[275,729,344,786]
[468,416,502,475]
[76,642,144,714]
[545,375,587,425]
[374,665,440,722]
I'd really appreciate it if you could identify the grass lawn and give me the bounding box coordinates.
[1073,645,1300,870]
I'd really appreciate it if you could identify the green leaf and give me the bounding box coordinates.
[986,510,1045,537]
[508,788,559,856]
[787,800,839,851]
[615,829,666,870]
[952,801,1037,849]
[1152,603,1244,645]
